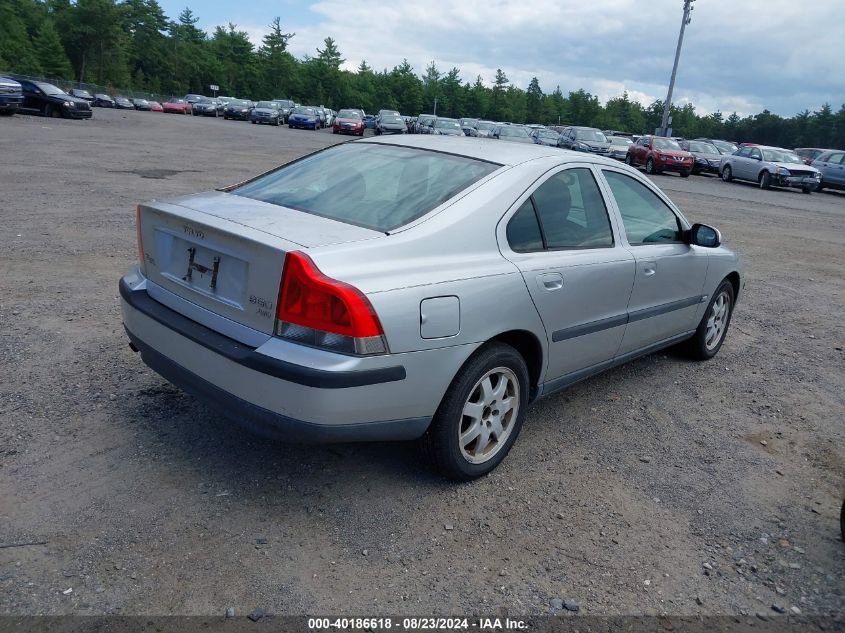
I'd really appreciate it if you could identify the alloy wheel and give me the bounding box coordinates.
[458,367,520,464]
[705,290,731,351]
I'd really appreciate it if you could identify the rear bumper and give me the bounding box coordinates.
[0,96,22,110]
[118,272,459,442]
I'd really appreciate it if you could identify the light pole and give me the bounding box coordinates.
[433,96,438,116]
[658,0,694,137]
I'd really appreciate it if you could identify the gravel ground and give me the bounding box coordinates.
[1,108,843,618]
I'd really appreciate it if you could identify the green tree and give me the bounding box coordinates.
[34,17,74,79]
[0,0,42,74]
[258,17,296,98]
[526,77,543,123]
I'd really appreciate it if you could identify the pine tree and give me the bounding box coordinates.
[34,18,73,79]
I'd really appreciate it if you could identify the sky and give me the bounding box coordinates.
[157,0,845,117]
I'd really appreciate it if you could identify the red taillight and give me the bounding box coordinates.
[135,205,144,265]
[276,252,385,352]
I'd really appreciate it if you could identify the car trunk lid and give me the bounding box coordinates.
[138,191,382,335]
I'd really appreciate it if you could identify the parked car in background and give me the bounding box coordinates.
[192,97,219,117]
[719,145,820,193]
[0,76,24,115]
[531,128,561,146]
[432,118,464,136]
[17,79,93,119]
[324,108,335,126]
[680,139,723,174]
[250,101,282,126]
[474,121,496,138]
[114,96,135,110]
[273,99,295,122]
[794,147,827,166]
[162,97,191,114]
[333,109,365,135]
[490,125,534,143]
[558,126,611,154]
[121,135,742,480]
[626,135,693,177]
[222,99,252,120]
[375,113,407,135]
[92,93,115,107]
[313,106,327,128]
[68,88,94,103]
[149,101,163,112]
[288,105,320,130]
[694,139,738,155]
[415,114,436,134]
[377,109,401,120]
[184,94,205,107]
[363,114,377,129]
[459,118,479,136]
[606,135,633,160]
[810,150,845,192]
[132,98,151,111]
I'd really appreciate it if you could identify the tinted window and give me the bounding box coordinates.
[234,143,500,232]
[749,148,762,160]
[603,171,681,245]
[827,152,845,164]
[506,199,543,252]
[531,168,614,249]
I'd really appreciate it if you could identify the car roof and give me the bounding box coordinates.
[357,134,618,167]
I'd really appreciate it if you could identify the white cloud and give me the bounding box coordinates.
[214,0,845,116]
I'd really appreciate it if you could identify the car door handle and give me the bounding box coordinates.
[537,272,563,291]
[642,262,657,277]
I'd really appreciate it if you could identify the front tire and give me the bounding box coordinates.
[680,170,690,178]
[685,279,735,360]
[759,171,771,189]
[625,154,634,166]
[420,343,529,481]
[721,164,733,182]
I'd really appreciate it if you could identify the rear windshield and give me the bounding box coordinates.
[233,143,501,232]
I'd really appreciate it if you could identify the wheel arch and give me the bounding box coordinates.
[725,271,741,303]
[486,329,545,400]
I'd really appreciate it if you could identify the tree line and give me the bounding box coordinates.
[2,0,844,149]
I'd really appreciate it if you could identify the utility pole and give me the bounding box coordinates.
[658,0,694,137]
[433,96,438,116]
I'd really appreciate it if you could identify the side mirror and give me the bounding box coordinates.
[688,223,721,248]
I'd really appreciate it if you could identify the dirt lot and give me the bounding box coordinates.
[1,108,843,618]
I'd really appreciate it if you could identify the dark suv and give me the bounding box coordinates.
[558,126,611,154]
[18,79,92,119]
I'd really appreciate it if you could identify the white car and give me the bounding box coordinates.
[719,146,821,193]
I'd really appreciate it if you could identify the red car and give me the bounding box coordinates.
[149,101,164,112]
[162,98,191,114]
[332,108,365,136]
[625,135,694,177]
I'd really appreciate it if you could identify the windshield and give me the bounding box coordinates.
[687,141,719,153]
[711,140,738,154]
[380,110,399,116]
[761,149,803,164]
[476,122,495,131]
[500,126,530,137]
[418,116,434,124]
[37,82,67,96]
[73,90,92,97]
[228,100,249,107]
[233,143,500,232]
[608,136,633,145]
[381,115,403,124]
[653,138,682,150]
[277,100,293,108]
[337,110,362,119]
[537,130,559,139]
[293,107,315,115]
[574,129,607,142]
[434,119,461,129]
[256,101,277,108]
[169,98,187,104]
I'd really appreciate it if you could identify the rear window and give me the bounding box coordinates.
[233,143,501,232]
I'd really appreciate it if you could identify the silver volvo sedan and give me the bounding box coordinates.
[120,136,743,480]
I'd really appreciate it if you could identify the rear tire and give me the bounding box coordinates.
[815,182,823,193]
[646,157,656,174]
[721,164,733,182]
[420,343,529,481]
[759,171,771,189]
[685,279,735,361]
[625,154,634,166]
